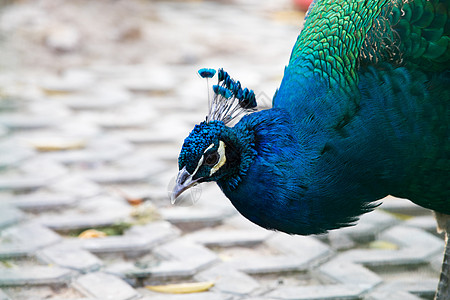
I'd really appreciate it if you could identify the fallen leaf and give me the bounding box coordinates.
[78,229,107,239]
[146,281,215,294]
[369,240,399,250]
[29,137,85,151]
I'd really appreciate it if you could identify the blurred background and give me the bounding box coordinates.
[0,1,443,300]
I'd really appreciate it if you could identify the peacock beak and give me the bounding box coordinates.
[169,167,202,204]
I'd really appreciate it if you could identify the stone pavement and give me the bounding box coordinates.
[0,0,445,299]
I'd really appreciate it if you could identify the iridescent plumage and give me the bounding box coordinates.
[172,0,449,298]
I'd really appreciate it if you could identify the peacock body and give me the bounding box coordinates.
[171,0,449,298]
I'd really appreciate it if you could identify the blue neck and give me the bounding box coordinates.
[218,64,449,234]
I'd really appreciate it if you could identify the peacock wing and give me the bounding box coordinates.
[360,0,450,73]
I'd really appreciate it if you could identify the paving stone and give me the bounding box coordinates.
[185,229,273,247]
[380,225,443,250]
[266,233,332,266]
[0,174,52,192]
[225,255,309,274]
[153,239,218,264]
[0,266,74,286]
[77,166,160,184]
[40,70,96,93]
[379,196,430,216]
[139,290,233,300]
[160,207,233,228]
[381,279,438,298]
[0,141,34,168]
[74,235,164,255]
[0,158,65,193]
[129,259,213,279]
[326,231,356,251]
[318,260,382,287]
[0,290,11,300]
[113,129,176,144]
[49,175,102,198]
[37,243,103,273]
[0,205,24,228]
[0,222,61,258]
[3,192,78,211]
[404,215,439,233]
[0,114,60,130]
[367,289,422,300]
[73,272,140,300]
[37,211,127,231]
[125,221,181,244]
[195,263,260,295]
[43,136,133,165]
[337,210,398,243]
[337,247,440,267]
[265,284,369,300]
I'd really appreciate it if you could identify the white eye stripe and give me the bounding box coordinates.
[210,141,226,176]
[192,155,204,176]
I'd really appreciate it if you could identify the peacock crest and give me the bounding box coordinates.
[198,68,257,125]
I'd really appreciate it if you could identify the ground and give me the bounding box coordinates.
[0,0,445,299]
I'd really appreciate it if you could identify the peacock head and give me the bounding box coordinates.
[170,68,257,204]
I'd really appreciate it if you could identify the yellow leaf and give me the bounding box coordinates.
[369,240,399,250]
[146,281,215,294]
[29,137,85,152]
[78,229,107,239]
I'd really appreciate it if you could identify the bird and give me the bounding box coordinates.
[170,0,449,298]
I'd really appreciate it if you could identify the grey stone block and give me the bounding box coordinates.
[379,225,443,251]
[0,222,61,258]
[139,290,233,300]
[266,284,369,300]
[266,233,332,266]
[379,196,429,216]
[160,207,231,228]
[0,206,24,228]
[318,259,382,287]
[49,175,102,198]
[73,272,139,300]
[43,136,133,165]
[153,239,218,264]
[337,247,440,267]
[367,290,422,300]
[185,229,273,247]
[37,243,103,273]
[195,263,260,295]
[381,279,438,298]
[0,289,11,300]
[0,114,59,130]
[0,266,73,286]
[225,255,309,274]
[404,215,440,233]
[0,176,50,192]
[338,210,399,243]
[0,141,34,169]
[36,195,130,231]
[76,235,164,255]
[130,260,213,279]
[37,212,126,231]
[5,193,78,211]
[78,168,151,184]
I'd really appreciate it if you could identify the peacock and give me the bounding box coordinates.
[170,0,449,298]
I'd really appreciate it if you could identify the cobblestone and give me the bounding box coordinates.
[266,284,368,300]
[73,272,139,300]
[0,0,445,299]
[0,266,74,286]
[37,243,103,273]
[0,222,61,258]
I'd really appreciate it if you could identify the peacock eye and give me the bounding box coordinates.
[204,152,220,167]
